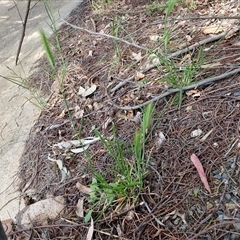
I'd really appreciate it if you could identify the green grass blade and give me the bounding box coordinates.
[40,30,55,69]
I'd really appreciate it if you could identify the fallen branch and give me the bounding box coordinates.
[111,27,240,92]
[113,68,240,110]
[15,0,31,65]
[60,17,148,51]
[150,15,240,25]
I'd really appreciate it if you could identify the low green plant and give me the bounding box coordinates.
[147,0,206,107]
[85,103,154,222]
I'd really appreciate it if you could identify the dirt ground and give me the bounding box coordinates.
[11,0,240,239]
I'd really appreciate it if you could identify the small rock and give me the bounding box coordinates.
[214,174,221,180]
[190,129,203,138]
[222,172,228,180]
[225,193,231,200]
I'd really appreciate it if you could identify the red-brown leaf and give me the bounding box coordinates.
[190,153,211,193]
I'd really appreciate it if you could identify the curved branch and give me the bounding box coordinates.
[113,68,240,110]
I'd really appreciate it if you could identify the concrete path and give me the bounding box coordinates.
[0,0,82,220]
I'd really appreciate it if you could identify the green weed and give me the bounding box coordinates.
[146,0,206,107]
[85,103,154,222]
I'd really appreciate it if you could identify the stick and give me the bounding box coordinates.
[59,17,149,51]
[150,16,240,25]
[113,68,240,110]
[111,26,240,92]
[15,0,31,65]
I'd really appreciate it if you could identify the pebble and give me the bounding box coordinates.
[214,174,222,180]
[222,172,228,180]
[225,193,231,200]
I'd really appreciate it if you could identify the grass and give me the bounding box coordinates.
[0,65,46,109]
[146,0,207,108]
[85,103,154,222]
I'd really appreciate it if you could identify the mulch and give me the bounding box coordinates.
[13,0,240,239]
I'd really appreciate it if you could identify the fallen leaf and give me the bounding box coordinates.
[186,89,199,97]
[16,196,65,228]
[190,154,211,193]
[131,111,141,123]
[71,145,89,153]
[48,155,70,182]
[53,137,100,154]
[202,25,224,34]
[83,85,97,97]
[186,106,192,112]
[2,219,13,237]
[78,85,97,98]
[201,62,222,68]
[116,224,123,237]
[56,109,65,119]
[131,51,142,61]
[148,53,160,65]
[157,131,166,146]
[93,102,102,111]
[76,198,85,218]
[179,53,191,66]
[135,71,145,81]
[150,35,160,41]
[86,218,94,240]
[70,137,100,147]
[76,182,91,195]
[200,129,213,142]
[78,86,86,96]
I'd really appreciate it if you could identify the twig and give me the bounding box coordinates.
[224,138,239,158]
[113,68,240,110]
[111,26,240,93]
[60,17,148,51]
[141,195,165,226]
[15,0,32,65]
[150,16,240,25]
